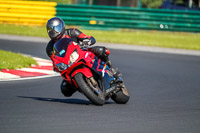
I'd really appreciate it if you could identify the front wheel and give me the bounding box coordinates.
[111,83,130,104]
[74,73,105,105]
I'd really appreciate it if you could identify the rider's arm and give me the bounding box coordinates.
[46,40,55,59]
[70,28,96,46]
[46,40,60,72]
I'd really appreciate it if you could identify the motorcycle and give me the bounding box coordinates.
[52,38,130,105]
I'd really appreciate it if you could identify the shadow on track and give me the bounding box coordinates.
[18,96,114,105]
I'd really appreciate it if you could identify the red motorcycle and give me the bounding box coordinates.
[52,38,129,105]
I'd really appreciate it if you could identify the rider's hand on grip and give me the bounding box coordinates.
[82,39,91,48]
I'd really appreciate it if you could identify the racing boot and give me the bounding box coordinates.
[107,60,122,79]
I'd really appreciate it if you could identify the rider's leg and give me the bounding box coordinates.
[87,46,109,62]
[88,46,121,78]
[60,80,77,97]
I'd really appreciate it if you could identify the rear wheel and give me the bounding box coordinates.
[74,73,105,105]
[111,83,130,104]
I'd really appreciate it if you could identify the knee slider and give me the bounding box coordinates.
[60,81,74,97]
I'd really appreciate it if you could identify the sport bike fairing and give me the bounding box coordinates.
[53,38,115,91]
[92,56,115,91]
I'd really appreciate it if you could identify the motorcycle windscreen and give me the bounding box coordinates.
[92,57,115,90]
[53,38,73,57]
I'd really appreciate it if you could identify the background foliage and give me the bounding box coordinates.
[142,0,163,8]
[25,0,164,8]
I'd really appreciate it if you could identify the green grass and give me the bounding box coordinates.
[0,50,37,70]
[0,24,200,50]
[83,30,200,50]
[0,24,48,37]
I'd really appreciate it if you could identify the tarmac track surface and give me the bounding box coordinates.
[0,39,200,133]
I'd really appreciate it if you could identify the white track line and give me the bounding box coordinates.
[19,68,57,75]
[0,73,60,81]
[0,72,20,80]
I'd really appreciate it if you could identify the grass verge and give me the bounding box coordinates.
[0,24,200,50]
[0,50,37,70]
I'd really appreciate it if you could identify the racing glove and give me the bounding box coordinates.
[81,39,92,48]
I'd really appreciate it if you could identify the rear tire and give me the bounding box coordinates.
[111,83,130,104]
[74,73,105,105]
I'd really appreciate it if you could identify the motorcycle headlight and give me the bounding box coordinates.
[56,63,68,71]
[69,50,79,65]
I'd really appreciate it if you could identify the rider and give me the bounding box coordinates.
[46,17,119,97]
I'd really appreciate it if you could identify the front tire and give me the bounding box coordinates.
[74,73,105,105]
